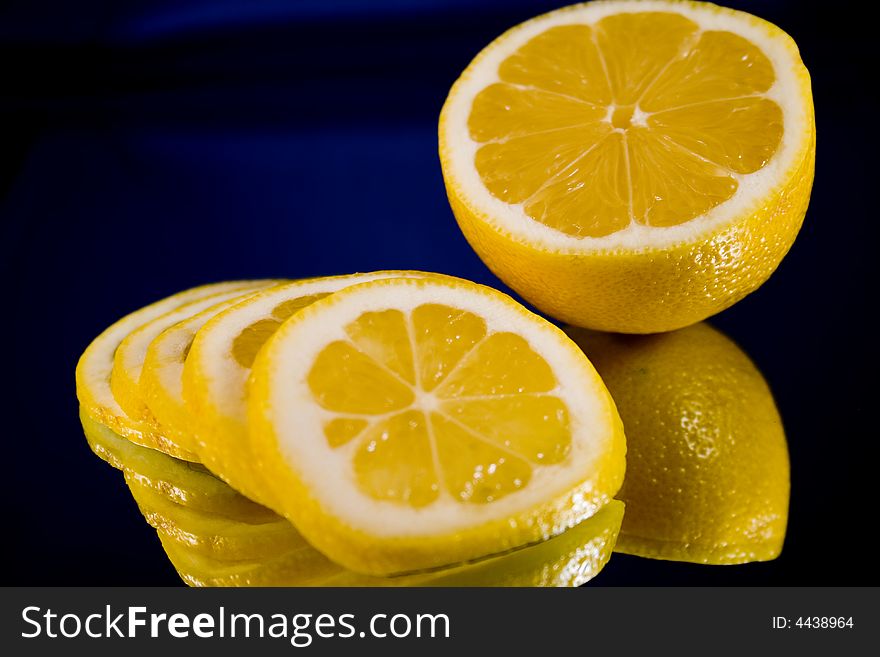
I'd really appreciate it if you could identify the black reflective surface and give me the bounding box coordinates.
[2,0,874,585]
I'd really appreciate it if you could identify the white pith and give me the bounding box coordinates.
[189,272,431,427]
[441,0,811,253]
[256,278,615,537]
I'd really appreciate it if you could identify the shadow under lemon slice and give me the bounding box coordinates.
[566,322,789,564]
[80,408,623,586]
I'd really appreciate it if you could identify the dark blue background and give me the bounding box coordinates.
[2,0,873,585]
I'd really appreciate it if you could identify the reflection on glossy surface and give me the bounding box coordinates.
[566,322,789,565]
[80,406,623,586]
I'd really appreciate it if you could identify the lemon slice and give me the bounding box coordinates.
[249,276,625,575]
[140,288,286,455]
[109,280,280,457]
[76,281,273,458]
[183,271,430,509]
[440,0,815,332]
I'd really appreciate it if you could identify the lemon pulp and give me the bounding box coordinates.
[308,303,572,508]
[469,12,783,237]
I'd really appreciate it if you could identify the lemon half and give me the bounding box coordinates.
[440,0,815,332]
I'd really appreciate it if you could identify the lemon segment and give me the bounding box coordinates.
[183,271,433,511]
[249,276,625,575]
[440,0,815,332]
[76,281,276,459]
[566,323,789,564]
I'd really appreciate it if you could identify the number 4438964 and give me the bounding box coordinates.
[772,617,854,629]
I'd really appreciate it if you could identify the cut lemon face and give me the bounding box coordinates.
[248,276,625,575]
[76,281,273,458]
[183,271,430,509]
[139,289,286,455]
[110,281,279,439]
[440,0,815,332]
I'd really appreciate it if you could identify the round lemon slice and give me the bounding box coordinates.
[76,281,274,458]
[183,271,431,509]
[109,280,280,458]
[248,276,625,575]
[439,0,815,332]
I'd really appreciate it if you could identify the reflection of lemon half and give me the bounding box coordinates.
[566,322,789,564]
[440,0,815,332]
[182,272,430,510]
[76,281,273,460]
[249,276,625,575]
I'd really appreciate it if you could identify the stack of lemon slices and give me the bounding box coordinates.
[77,273,626,585]
[76,0,809,585]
